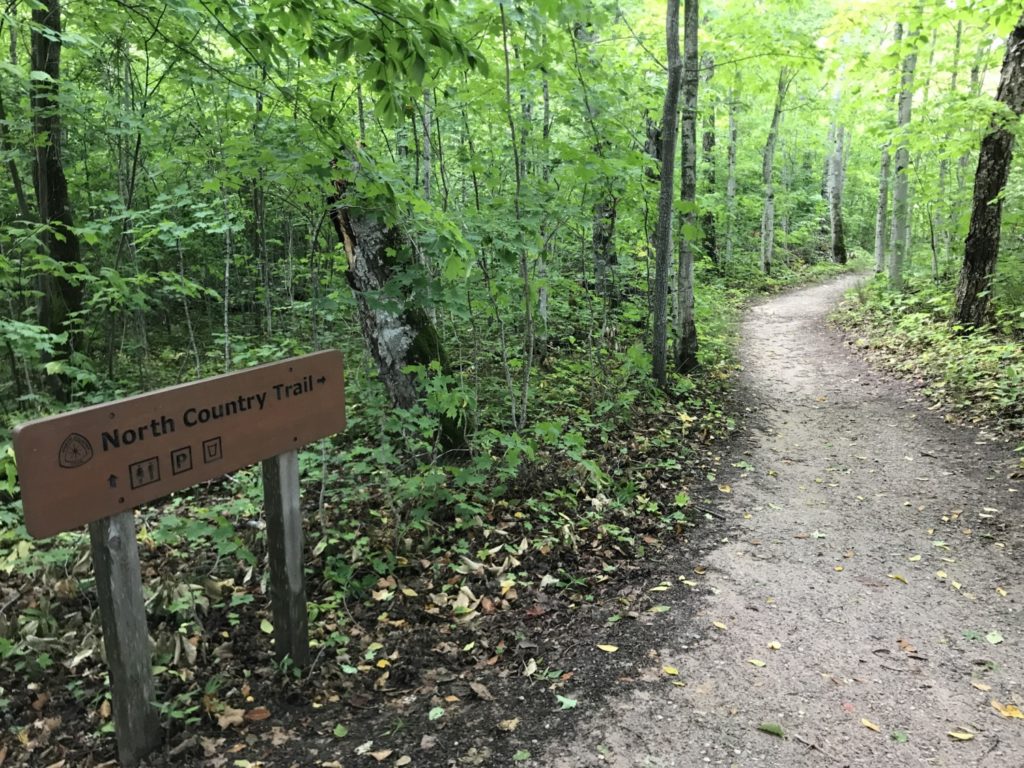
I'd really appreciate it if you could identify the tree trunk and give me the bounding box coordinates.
[31,0,83,400]
[329,171,469,451]
[700,52,717,264]
[953,12,1024,328]
[421,89,432,201]
[674,0,699,374]
[889,20,917,291]
[874,144,891,273]
[760,68,790,276]
[652,0,682,387]
[725,85,738,263]
[828,124,847,264]
[939,21,962,269]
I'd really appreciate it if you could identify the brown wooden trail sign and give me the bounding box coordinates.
[15,349,346,538]
[12,350,346,767]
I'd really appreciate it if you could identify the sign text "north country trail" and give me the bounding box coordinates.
[100,375,323,452]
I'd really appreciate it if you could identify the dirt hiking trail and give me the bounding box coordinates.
[543,276,1024,767]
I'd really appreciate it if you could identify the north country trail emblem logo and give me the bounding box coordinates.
[58,433,94,468]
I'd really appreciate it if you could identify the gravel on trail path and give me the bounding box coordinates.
[541,275,1024,768]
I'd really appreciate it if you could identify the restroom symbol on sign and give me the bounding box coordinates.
[202,437,223,464]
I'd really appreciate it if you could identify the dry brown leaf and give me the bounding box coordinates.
[972,682,992,692]
[217,706,246,730]
[245,706,271,722]
[469,682,495,701]
[497,718,520,732]
[369,749,393,762]
[395,757,412,766]
[861,718,880,732]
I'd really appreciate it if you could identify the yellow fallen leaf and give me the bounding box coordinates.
[861,718,880,732]
[952,581,962,590]
[834,565,844,572]
[718,484,732,494]
[713,621,727,631]
[671,680,686,687]
[992,700,1024,719]
[597,644,618,653]
[908,554,922,562]
[649,583,670,592]
[947,731,974,741]
[401,587,418,597]
[748,659,766,667]
[663,666,679,676]
[768,641,781,650]
[887,573,907,584]
[936,570,947,579]
[972,682,992,692]
[395,757,412,767]
[996,587,1008,597]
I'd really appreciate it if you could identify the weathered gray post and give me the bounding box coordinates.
[88,511,161,766]
[262,450,310,667]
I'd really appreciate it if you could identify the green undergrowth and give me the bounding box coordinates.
[834,270,1024,439]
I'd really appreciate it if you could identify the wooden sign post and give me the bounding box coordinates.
[13,350,345,766]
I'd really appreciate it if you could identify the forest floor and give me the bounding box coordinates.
[536,275,1024,767]
[7,275,1023,768]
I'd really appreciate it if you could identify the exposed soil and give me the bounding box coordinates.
[540,275,1024,767]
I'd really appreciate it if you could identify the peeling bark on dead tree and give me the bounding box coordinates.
[953,12,1024,328]
[329,173,469,452]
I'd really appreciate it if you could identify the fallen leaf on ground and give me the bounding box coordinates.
[972,682,992,692]
[712,621,727,631]
[992,700,1024,719]
[497,718,520,732]
[748,659,766,667]
[768,641,781,650]
[662,666,679,676]
[887,573,907,584]
[217,706,245,730]
[758,722,785,737]
[908,554,922,562]
[368,749,393,761]
[396,757,412,767]
[596,644,618,653]
[996,587,1007,597]
[947,731,974,741]
[986,631,1004,645]
[648,605,670,613]
[862,718,881,732]
[244,707,270,721]
[718,485,732,494]
[469,682,495,701]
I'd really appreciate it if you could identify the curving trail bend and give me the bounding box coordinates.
[544,276,1024,768]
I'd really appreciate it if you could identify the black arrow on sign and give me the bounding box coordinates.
[108,474,118,488]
